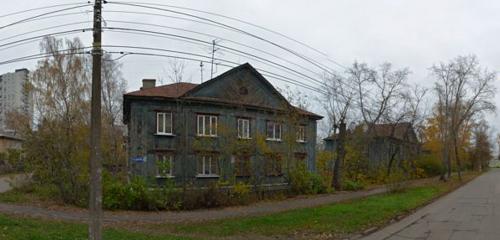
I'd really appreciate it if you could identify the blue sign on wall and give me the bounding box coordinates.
[131,156,146,163]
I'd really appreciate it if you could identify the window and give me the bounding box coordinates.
[266,121,282,141]
[237,118,251,139]
[197,155,219,176]
[233,155,251,177]
[265,153,283,176]
[297,125,306,142]
[156,154,174,177]
[156,112,173,135]
[292,153,307,169]
[197,114,217,137]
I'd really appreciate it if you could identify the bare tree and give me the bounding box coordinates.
[320,71,356,190]
[471,119,492,171]
[353,62,410,129]
[158,60,192,84]
[431,55,496,180]
[351,62,421,175]
[101,54,127,174]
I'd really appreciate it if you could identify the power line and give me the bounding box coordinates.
[0,48,92,65]
[0,21,91,42]
[0,28,92,51]
[100,46,325,93]
[105,1,340,75]
[104,19,324,79]
[101,28,372,100]
[0,2,90,18]
[0,4,92,30]
[107,1,347,69]
[102,27,325,86]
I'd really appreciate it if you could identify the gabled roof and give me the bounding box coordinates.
[182,63,291,105]
[370,123,413,140]
[324,122,417,143]
[124,82,197,98]
[124,63,323,122]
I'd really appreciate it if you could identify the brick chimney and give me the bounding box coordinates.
[141,79,156,90]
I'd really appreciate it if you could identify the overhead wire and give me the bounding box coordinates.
[0,4,92,30]
[109,1,347,69]
[0,2,90,18]
[0,2,375,102]
[0,21,92,42]
[105,1,339,75]
[104,19,324,79]
[103,27,325,86]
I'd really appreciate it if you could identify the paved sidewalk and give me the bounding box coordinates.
[0,177,434,224]
[362,169,500,240]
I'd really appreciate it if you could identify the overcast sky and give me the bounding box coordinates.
[1,0,499,140]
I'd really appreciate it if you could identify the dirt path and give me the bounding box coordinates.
[0,177,436,224]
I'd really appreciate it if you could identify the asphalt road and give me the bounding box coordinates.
[363,169,500,240]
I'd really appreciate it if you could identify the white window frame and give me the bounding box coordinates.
[296,125,306,143]
[196,155,219,177]
[156,154,174,178]
[237,118,251,139]
[197,114,218,137]
[156,112,173,135]
[266,121,282,141]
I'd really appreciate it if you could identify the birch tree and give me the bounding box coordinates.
[431,55,496,180]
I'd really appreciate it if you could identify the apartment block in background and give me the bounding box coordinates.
[0,69,33,133]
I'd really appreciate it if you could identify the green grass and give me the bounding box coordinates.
[0,178,468,239]
[0,214,192,240]
[172,186,444,237]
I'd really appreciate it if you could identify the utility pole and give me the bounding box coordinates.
[89,0,103,239]
[210,39,217,79]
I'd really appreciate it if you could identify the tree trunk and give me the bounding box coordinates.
[333,122,346,191]
[440,142,449,182]
[453,135,462,181]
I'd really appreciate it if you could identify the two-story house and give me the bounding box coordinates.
[123,63,322,186]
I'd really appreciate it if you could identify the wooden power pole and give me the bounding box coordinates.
[89,0,103,239]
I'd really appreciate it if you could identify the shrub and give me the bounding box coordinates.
[343,179,365,191]
[103,176,181,211]
[310,173,328,194]
[415,155,443,177]
[231,182,251,205]
[289,164,329,195]
[289,164,313,194]
[385,170,410,193]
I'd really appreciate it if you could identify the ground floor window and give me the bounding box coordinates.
[233,155,251,177]
[156,154,174,177]
[292,152,307,169]
[197,155,219,176]
[265,153,283,176]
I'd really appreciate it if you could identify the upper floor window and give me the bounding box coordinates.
[157,112,173,135]
[237,118,251,139]
[297,125,306,142]
[266,121,282,141]
[197,155,219,177]
[156,154,174,177]
[197,114,217,137]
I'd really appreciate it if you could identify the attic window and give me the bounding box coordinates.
[239,87,248,95]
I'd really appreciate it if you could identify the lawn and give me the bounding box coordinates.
[0,175,473,239]
[171,186,443,238]
[0,214,192,240]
